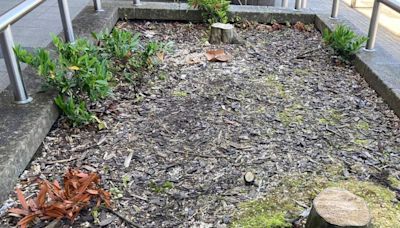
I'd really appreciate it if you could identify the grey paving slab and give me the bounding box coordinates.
[0,61,9,91]
[0,0,24,15]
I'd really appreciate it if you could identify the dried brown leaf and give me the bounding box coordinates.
[36,183,48,207]
[205,49,232,62]
[8,208,29,216]
[15,188,28,210]
[17,214,37,228]
[9,169,111,227]
[294,21,305,31]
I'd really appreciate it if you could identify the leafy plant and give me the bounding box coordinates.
[322,24,368,60]
[149,181,174,193]
[137,41,174,69]
[93,28,173,70]
[8,169,111,228]
[54,95,93,126]
[93,28,140,60]
[188,0,230,24]
[15,35,111,127]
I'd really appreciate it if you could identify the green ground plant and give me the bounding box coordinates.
[93,28,173,70]
[15,36,111,127]
[149,181,174,193]
[323,24,368,60]
[93,28,140,60]
[16,29,172,127]
[188,0,230,24]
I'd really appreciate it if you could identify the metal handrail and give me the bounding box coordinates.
[331,0,340,18]
[295,0,302,10]
[0,0,47,104]
[278,0,399,52]
[281,0,303,9]
[93,0,104,11]
[366,0,400,50]
[0,0,45,31]
[0,0,103,104]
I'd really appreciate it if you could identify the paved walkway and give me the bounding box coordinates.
[0,0,90,91]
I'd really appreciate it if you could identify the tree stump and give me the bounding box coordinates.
[209,23,242,44]
[306,188,372,228]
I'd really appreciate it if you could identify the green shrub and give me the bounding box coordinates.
[93,28,140,60]
[93,28,173,70]
[54,95,93,126]
[322,24,368,60]
[188,0,230,24]
[137,41,173,69]
[15,35,111,127]
[15,29,172,127]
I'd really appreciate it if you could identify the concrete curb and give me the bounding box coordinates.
[0,5,119,202]
[1,2,399,201]
[314,14,400,117]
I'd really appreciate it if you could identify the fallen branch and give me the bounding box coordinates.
[171,150,227,159]
[100,206,141,228]
[292,47,323,60]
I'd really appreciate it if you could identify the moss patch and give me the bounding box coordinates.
[231,168,400,228]
[172,90,188,97]
[318,109,343,126]
[264,74,287,98]
[277,104,304,126]
[355,120,370,131]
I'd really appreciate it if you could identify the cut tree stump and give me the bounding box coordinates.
[209,23,242,44]
[306,188,372,228]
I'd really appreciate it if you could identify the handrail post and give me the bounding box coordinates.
[281,0,288,7]
[0,26,32,104]
[295,0,302,10]
[302,0,307,8]
[57,0,74,42]
[365,0,381,50]
[331,0,339,18]
[133,0,141,5]
[93,0,104,12]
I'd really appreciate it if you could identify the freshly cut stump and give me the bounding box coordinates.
[306,188,371,228]
[209,23,241,44]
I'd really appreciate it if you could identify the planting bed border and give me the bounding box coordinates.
[0,1,399,202]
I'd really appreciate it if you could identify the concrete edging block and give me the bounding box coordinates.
[0,5,120,202]
[315,14,400,117]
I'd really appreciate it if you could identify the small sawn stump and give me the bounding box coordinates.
[209,23,242,44]
[306,188,372,228]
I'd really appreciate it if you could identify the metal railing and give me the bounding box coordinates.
[280,0,400,52]
[0,0,103,104]
[331,0,340,18]
[366,0,400,50]
[281,0,303,9]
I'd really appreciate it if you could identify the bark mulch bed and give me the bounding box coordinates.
[1,21,399,227]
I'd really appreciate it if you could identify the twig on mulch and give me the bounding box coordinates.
[170,150,227,159]
[45,156,79,165]
[292,47,323,60]
[45,151,88,165]
[100,206,141,228]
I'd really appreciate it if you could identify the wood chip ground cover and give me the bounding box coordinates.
[1,21,400,227]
